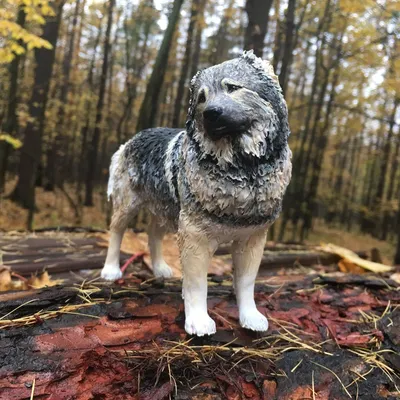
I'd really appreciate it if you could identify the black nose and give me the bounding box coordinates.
[203,106,223,122]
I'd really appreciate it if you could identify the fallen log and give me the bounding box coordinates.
[260,250,340,269]
[0,273,398,399]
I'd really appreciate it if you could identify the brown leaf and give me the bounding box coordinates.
[338,259,365,274]
[262,380,277,400]
[27,271,63,289]
[0,267,13,291]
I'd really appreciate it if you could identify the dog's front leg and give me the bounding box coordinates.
[178,219,217,336]
[232,229,269,332]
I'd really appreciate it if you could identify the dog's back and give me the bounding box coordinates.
[108,127,184,230]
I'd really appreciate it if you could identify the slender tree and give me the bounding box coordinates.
[10,0,65,213]
[45,0,82,191]
[244,0,273,57]
[136,0,185,132]
[84,0,116,206]
[172,0,199,127]
[77,12,105,203]
[0,8,26,193]
[278,0,296,95]
[395,190,400,265]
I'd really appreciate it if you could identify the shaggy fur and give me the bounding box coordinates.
[101,51,292,336]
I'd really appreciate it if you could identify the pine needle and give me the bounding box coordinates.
[30,378,35,400]
[310,360,352,398]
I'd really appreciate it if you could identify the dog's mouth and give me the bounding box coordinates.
[204,121,250,141]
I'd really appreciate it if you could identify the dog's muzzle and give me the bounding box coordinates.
[203,105,250,141]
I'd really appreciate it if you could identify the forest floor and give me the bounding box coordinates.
[0,238,399,399]
[0,195,399,398]
[0,179,396,264]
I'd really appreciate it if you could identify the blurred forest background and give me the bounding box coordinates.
[0,0,399,263]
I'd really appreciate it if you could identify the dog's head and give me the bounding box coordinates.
[186,51,290,164]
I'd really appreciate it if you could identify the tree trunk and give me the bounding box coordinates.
[373,98,398,237]
[244,0,274,57]
[347,127,364,231]
[361,137,382,234]
[136,0,184,132]
[10,1,64,213]
[0,8,26,193]
[117,2,154,142]
[172,0,199,127]
[77,15,104,204]
[84,0,115,207]
[395,199,400,264]
[209,0,235,65]
[381,105,400,240]
[288,0,332,237]
[272,0,282,71]
[185,0,207,110]
[45,0,81,191]
[278,0,296,95]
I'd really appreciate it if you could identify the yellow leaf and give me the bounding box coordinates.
[318,243,394,273]
[0,133,23,149]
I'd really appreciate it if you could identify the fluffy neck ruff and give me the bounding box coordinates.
[181,132,292,225]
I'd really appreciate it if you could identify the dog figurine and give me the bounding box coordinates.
[101,51,292,336]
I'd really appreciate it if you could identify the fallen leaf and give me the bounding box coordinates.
[338,259,365,274]
[0,267,13,291]
[319,243,393,273]
[390,272,400,284]
[28,271,63,289]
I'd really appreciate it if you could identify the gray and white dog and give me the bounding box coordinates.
[101,51,292,336]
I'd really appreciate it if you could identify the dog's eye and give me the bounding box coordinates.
[226,83,242,93]
[198,90,206,104]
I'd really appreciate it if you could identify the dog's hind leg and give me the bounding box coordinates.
[178,218,218,336]
[148,217,173,278]
[232,229,269,332]
[101,209,131,281]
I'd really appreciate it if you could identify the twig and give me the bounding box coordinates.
[30,378,35,400]
[120,252,147,274]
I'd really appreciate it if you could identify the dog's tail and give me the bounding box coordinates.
[107,143,127,201]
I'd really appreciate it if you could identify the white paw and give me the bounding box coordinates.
[240,309,269,332]
[101,264,123,281]
[153,261,174,278]
[185,313,216,336]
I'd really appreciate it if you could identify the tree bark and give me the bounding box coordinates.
[373,98,398,237]
[278,0,296,95]
[84,0,116,206]
[10,1,65,213]
[45,0,81,191]
[209,0,235,65]
[244,0,274,57]
[116,1,155,142]
[172,0,199,127]
[185,0,207,110]
[136,0,185,132]
[395,198,400,265]
[381,102,400,240]
[272,0,282,71]
[77,14,104,204]
[0,8,26,193]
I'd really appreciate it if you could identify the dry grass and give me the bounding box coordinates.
[0,301,98,330]
[0,179,108,231]
[274,217,396,264]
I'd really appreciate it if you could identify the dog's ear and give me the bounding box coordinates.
[242,50,279,84]
[186,70,202,132]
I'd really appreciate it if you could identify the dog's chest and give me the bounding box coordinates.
[182,145,292,223]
